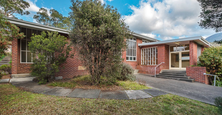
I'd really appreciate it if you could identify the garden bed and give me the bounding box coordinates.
[47,75,150,91]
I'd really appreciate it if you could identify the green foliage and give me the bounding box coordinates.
[117,63,136,81]
[29,31,73,84]
[70,0,132,85]
[215,79,222,87]
[198,46,222,78]
[0,73,2,79]
[33,8,71,30]
[197,0,222,32]
[0,13,25,56]
[0,64,11,74]
[0,0,30,17]
[215,97,222,113]
[117,81,150,90]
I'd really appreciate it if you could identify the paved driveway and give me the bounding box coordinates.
[136,74,222,105]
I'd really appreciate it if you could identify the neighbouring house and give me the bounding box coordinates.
[8,17,212,84]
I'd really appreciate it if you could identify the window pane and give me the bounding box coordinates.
[133,49,136,56]
[130,57,132,60]
[21,52,26,62]
[133,57,136,61]
[126,57,129,60]
[27,41,30,50]
[27,29,31,40]
[21,40,26,50]
[27,52,31,62]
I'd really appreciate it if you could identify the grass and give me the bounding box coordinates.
[0,84,220,115]
[48,75,150,90]
[117,81,150,90]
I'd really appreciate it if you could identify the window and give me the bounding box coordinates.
[170,45,189,52]
[126,38,136,61]
[141,47,158,65]
[20,27,41,63]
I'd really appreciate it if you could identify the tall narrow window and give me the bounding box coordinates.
[126,38,136,61]
[141,47,158,65]
[20,27,41,63]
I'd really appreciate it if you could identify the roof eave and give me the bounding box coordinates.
[6,17,70,34]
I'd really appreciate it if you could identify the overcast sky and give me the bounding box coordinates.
[16,0,217,40]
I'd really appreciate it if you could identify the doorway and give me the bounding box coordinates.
[170,51,190,69]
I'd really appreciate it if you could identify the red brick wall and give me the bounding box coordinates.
[190,41,198,66]
[11,38,18,74]
[136,65,161,75]
[136,44,169,75]
[11,36,87,78]
[186,67,208,84]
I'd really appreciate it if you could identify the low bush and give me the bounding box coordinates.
[0,73,2,79]
[117,63,136,81]
[0,64,11,74]
[215,97,222,113]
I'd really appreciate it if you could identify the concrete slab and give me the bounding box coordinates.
[143,89,168,97]
[99,90,129,100]
[43,87,72,96]
[10,77,35,83]
[0,79,10,83]
[68,88,101,99]
[125,90,152,99]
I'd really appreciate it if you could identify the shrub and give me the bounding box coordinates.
[117,63,136,81]
[0,64,11,74]
[215,97,222,113]
[0,73,2,79]
[198,46,222,78]
[29,31,73,84]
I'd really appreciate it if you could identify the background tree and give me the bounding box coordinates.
[198,0,222,32]
[29,31,73,84]
[0,0,30,17]
[34,8,72,30]
[33,8,51,26]
[70,0,132,85]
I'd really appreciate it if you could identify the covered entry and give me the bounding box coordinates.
[170,45,190,69]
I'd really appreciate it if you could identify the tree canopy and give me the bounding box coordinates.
[70,0,132,85]
[34,8,72,30]
[0,0,30,17]
[198,0,222,32]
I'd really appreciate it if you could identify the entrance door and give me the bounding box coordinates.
[170,51,189,69]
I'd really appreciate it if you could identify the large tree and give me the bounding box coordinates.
[198,0,222,32]
[69,0,132,85]
[0,0,30,17]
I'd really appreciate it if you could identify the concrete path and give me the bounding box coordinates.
[8,77,168,100]
[136,74,222,105]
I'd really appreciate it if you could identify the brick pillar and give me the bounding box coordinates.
[189,41,197,66]
[157,45,169,69]
[11,38,18,74]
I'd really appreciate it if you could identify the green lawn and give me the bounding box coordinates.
[0,84,220,115]
[48,75,150,90]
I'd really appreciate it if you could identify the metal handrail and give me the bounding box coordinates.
[204,73,220,86]
[154,62,165,78]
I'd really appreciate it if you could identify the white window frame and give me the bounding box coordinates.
[20,28,33,64]
[141,47,157,65]
[126,38,137,61]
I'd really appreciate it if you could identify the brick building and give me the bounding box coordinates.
[8,17,212,83]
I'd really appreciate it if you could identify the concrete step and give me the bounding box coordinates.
[156,75,189,79]
[158,73,187,76]
[11,74,35,78]
[157,77,194,82]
